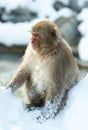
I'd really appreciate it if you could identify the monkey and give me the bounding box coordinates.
[7,21,79,123]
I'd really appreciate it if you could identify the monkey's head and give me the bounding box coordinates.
[31,21,61,53]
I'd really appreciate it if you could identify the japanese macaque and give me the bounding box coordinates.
[7,21,79,123]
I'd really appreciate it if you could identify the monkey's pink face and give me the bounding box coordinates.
[31,32,41,50]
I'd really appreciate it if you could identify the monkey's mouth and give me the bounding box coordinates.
[32,39,39,49]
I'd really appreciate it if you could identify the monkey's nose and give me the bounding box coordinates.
[32,32,40,39]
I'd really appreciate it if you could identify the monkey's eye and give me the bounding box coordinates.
[51,29,56,37]
[32,32,40,39]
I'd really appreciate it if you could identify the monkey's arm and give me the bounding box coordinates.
[7,64,30,92]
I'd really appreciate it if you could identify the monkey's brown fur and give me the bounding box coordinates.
[7,21,79,122]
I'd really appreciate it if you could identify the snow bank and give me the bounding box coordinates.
[77,9,88,61]
[0,74,88,130]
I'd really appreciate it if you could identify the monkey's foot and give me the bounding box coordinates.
[37,101,58,123]
[25,104,36,112]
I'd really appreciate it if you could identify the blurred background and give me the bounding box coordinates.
[0,0,88,86]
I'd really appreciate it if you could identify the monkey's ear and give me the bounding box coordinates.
[51,29,56,37]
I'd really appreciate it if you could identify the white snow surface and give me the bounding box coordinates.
[0,74,88,130]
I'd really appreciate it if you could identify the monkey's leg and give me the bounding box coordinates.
[24,87,36,111]
[24,82,31,105]
[23,80,37,111]
[24,92,45,111]
[59,89,69,111]
[24,80,45,111]
[37,86,66,123]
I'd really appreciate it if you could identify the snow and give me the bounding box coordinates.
[28,0,55,18]
[0,74,88,130]
[0,0,30,11]
[78,0,88,8]
[0,7,73,46]
[0,18,47,46]
[57,0,70,5]
[0,0,74,46]
[0,0,73,20]
[78,35,88,61]
[28,1,71,18]
[78,20,88,36]
[0,0,56,15]
[77,8,88,22]
[77,9,88,61]
[50,8,74,21]
[0,22,30,46]
[0,0,70,12]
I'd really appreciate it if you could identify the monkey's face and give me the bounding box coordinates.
[31,32,41,51]
[31,21,61,53]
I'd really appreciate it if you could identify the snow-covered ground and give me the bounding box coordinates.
[0,74,88,130]
[77,8,88,61]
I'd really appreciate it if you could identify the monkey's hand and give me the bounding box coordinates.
[6,82,19,92]
[24,104,36,112]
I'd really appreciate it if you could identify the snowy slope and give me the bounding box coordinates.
[0,74,88,130]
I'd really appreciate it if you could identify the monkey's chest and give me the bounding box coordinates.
[31,65,51,93]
